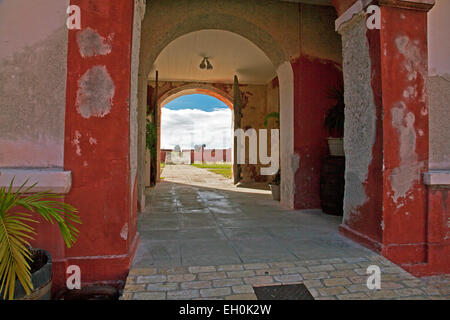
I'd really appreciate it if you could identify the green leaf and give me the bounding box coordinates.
[0,176,81,299]
[264,112,280,128]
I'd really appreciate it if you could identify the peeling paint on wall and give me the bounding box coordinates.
[385,35,427,204]
[77,28,112,58]
[89,137,97,145]
[389,102,422,203]
[340,13,377,221]
[76,66,115,118]
[395,36,426,82]
[120,223,128,240]
[72,130,82,156]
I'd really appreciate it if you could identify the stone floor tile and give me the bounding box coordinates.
[134,292,166,300]
[200,287,231,298]
[181,281,212,290]
[167,290,200,300]
[232,285,255,294]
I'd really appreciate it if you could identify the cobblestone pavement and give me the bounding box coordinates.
[124,165,450,300]
[122,256,450,300]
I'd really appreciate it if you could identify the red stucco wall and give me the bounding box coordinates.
[60,0,138,289]
[292,56,343,210]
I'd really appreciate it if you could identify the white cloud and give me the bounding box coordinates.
[161,108,232,150]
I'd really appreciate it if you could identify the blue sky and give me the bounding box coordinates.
[161,94,232,149]
[164,94,228,111]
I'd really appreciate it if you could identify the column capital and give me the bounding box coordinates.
[378,0,435,11]
[335,0,435,31]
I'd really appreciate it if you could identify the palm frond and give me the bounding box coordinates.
[324,83,345,136]
[0,177,81,299]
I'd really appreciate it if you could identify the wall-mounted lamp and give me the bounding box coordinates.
[200,57,213,70]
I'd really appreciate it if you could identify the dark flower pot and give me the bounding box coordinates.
[270,184,280,201]
[2,249,53,300]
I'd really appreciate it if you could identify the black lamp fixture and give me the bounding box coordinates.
[206,58,213,70]
[199,57,213,70]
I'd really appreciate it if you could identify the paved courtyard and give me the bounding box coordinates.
[122,165,450,300]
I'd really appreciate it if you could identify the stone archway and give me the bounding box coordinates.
[148,83,235,185]
[137,2,298,209]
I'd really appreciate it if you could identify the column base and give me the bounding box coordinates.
[339,224,382,253]
[51,233,139,295]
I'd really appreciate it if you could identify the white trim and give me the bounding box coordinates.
[277,61,295,209]
[0,169,72,194]
[423,170,450,186]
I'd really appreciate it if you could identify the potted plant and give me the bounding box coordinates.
[324,83,345,156]
[0,176,81,300]
[269,170,281,201]
[263,111,279,128]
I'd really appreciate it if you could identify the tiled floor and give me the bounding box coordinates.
[124,165,450,300]
[133,165,372,268]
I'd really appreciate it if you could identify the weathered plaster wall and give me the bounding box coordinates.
[337,9,386,250]
[0,0,69,167]
[340,13,378,230]
[293,4,343,209]
[428,0,450,169]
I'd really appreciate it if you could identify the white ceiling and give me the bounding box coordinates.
[149,30,277,85]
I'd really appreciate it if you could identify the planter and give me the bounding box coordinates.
[2,249,53,300]
[320,156,345,216]
[54,285,119,300]
[270,184,280,201]
[327,138,344,156]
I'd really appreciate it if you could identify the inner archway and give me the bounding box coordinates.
[159,85,233,110]
[137,12,296,208]
[147,93,234,186]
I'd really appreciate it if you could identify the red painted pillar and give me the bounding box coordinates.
[338,0,435,271]
[379,2,432,266]
[63,0,138,287]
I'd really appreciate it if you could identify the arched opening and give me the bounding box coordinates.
[145,93,233,186]
[142,29,285,192]
[137,23,295,209]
